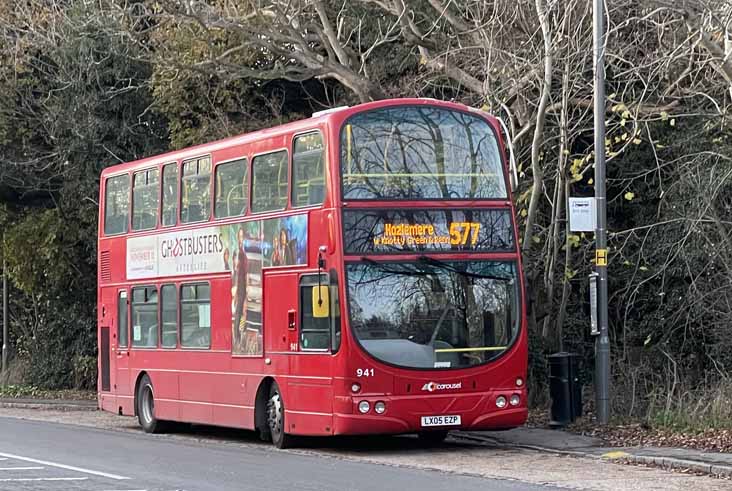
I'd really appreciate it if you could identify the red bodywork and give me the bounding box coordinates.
[97,98,528,436]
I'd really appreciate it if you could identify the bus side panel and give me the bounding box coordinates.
[262,271,305,432]
[211,375,256,430]
[177,359,214,424]
[286,360,334,436]
[151,367,180,423]
[98,287,116,413]
[262,270,296,420]
[209,277,254,429]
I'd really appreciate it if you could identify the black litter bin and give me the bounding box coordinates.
[548,352,581,427]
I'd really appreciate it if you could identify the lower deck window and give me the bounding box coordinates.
[181,283,211,348]
[131,286,158,347]
[161,284,178,348]
[300,274,331,350]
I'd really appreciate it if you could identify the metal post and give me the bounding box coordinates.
[593,0,610,424]
[2,244,7,377]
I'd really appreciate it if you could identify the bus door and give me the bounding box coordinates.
[114,289,131,398]
[99,288,113,394]
[286,273,335,434]
[262,272,299,357]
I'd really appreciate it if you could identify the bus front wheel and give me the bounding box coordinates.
[266,383,294,449]
[136,374,168,434]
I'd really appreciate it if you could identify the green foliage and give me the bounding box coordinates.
[646,381,732,431]
[4,209,71,295]
[72,355,97,390]
[0,0,167,389]
[0,385,44,398]
[152,72,285,150]
[0,384,95,400]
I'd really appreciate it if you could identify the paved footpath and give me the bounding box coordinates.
[464,427,732,478]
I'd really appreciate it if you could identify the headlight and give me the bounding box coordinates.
[510,394,520,406]
[374,401,386,414]
[496,395,507,408]
[358,400,370,414]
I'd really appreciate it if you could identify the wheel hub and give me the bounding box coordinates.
[267,392,283,436]
[141,386,154,424]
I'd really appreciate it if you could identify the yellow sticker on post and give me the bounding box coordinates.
[595,248,608,266]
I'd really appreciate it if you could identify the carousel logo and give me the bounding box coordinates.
[421,381,462,392]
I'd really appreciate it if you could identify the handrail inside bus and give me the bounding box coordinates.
[495,117,518,192]
[342,172,499,178]
[434,346,508,353]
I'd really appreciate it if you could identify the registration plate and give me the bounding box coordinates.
[420,415,461,427]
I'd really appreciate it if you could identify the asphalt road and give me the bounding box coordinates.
[0,417,562,491]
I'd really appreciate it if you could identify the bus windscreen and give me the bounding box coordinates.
[340,106,507,200]
[346,260,519,369]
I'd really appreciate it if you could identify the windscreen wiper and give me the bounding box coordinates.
[360,257,430,276]
[416,256,512,282]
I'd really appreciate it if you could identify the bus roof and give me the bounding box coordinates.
[100,98,491,178]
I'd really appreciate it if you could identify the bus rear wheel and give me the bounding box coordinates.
[418,430,449,445]
[266,383,294,449]
[137,374,168,434]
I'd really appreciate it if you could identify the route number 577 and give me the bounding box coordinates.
[449,222,481,246]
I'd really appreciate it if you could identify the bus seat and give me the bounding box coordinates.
[146,325,157,347]
[226,185,245,216]
[185,204,202,221]
[308,180,325,204]
[162,323,177,347]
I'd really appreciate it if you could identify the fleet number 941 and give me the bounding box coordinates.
[356,368,375,377]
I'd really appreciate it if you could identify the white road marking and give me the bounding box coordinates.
[0,477,88,482]
[0,452,129,480]
[0,466,44,470]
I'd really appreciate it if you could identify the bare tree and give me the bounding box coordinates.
[104,0,396,103]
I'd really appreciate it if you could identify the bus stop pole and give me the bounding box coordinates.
[593,0,610,424]
[2,242,7,377]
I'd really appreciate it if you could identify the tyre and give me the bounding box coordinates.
[417,430,449,445]
[136,374,168,434]
[266,383,295,449]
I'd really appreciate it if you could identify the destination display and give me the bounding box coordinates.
[342,209,514,254]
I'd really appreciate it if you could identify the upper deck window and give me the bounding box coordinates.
[104,174,130,235]
[132,168,159,231]
[252,150,288,213]
[341,106,507,200]
[215,159,248,218]
[181,156,211,223]
[161,163,178,227]
[292,133,325,207]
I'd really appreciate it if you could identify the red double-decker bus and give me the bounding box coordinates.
[97,98,527,447]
